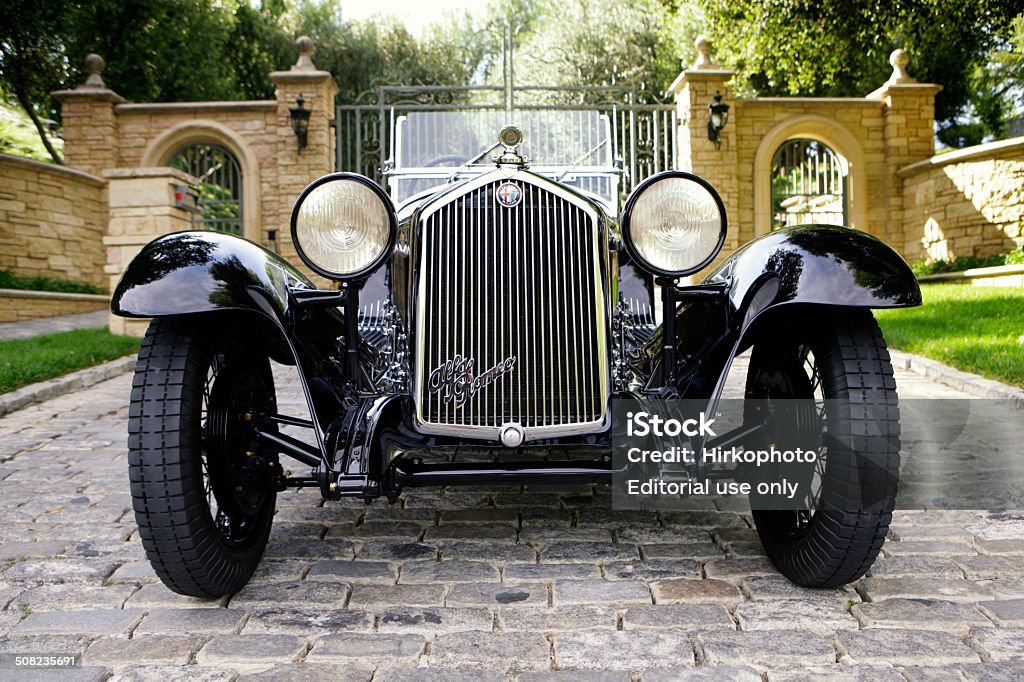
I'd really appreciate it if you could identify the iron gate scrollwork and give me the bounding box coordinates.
[770,138,848,230]
[169,143,243,235]
[335,84,677,201]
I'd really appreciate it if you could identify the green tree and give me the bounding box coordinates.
[498,0,687,102]
[61,0,241,103]
[959,11,1024,145]
[698,0,1021,146]
[290,0,482,102]
[0,0,67,163]
[227,1,295,100]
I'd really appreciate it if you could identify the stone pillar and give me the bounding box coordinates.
[867,50,942,251]
[103,167,198,336]
[669,37,739,270]
[270,37,338,273]
[52,55,125,176]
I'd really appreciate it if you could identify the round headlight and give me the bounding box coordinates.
[291,173,396,280]
[621,171,727,277]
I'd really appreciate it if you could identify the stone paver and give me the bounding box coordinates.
[14,609,145,637]
[622,603,734,630]
[447,581,548,607]
[967,627,1024,662]
[554,629,694,670]
[241,605,373,635]
[376,605,493,635]
[836,628,981,666]
[737,598,859,634]
[306,632,425,666]
[499,605,615,631]
[429,631,551,672]
[195,634,308,671]
[133,608,249,636]
[84,635,200,668]
[0,357,1019,677]
[851,597,990,632]
[651,578,742,606]
[695,629,835,668]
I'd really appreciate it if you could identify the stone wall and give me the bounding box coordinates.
[900,137,1024,262]
[0,153,107,288]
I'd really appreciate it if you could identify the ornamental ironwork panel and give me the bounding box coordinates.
[771,139,848,230]
[169,143,243,235]
[336,84,677,202]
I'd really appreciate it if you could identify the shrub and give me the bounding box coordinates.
[0,270,106,296]
[911,247,1024,277]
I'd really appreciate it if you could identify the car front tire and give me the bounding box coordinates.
[128,318,277,597]
[745,308,901,587]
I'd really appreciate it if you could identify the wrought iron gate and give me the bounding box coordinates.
[169,143,243,235]
[770,138,848,230]
[336,84,677,201]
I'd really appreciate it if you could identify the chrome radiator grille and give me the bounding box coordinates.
[415,178,607,436]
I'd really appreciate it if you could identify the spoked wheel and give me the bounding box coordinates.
[744,308,901,587]
[128,318,279,597]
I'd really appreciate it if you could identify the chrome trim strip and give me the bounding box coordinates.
[417,413,611,443]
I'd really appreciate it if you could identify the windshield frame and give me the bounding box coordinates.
[384,110,622,209]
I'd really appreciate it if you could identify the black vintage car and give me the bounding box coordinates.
[113,111,920,597]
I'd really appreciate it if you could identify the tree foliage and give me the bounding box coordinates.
[965,11,1024,144]
[698,0,1023,146]
[292,1,476,102]
[488,0,690,103]
[0,0,68,162]
[1,0,1021,159]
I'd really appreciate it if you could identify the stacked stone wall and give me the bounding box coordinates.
[901,138,1024,262]
[0,154,107,289]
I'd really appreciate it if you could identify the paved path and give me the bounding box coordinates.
[0,310,108,341]
[0,359,1021,680]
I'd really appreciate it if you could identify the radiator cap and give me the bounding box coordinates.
[499,422,525,448]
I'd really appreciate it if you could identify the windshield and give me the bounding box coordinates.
[386,110,619,206]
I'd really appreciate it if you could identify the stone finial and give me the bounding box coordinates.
[887,48,916,84]
[293,36,316,71]
[80,53,106,89]
[693,36,715,70]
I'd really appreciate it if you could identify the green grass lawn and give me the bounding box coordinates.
[875,283,1024,388]
[0,328,140,395]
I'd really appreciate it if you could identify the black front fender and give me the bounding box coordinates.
[708,224,921,323]
[112,231,312,322]
[647,225,921,399]
[112,231,354,446]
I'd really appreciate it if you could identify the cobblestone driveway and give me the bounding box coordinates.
[0,358,1021,681]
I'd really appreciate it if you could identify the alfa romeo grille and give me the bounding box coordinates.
[416,179,607,435]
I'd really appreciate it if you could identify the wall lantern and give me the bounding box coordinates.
[707,91,730,150]
[289,94,311,152]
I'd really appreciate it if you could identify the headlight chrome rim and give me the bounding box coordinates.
[290,172,397,281]
[621,170,728,278]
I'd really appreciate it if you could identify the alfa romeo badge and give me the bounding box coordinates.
[495,182,522,208]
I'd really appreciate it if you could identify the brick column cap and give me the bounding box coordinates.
[669,69,735,95]
[866,49,942,100]
[866,81,943,101]
[52,88,127,104]
[269,69,339,95]
[53,53,127,103]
